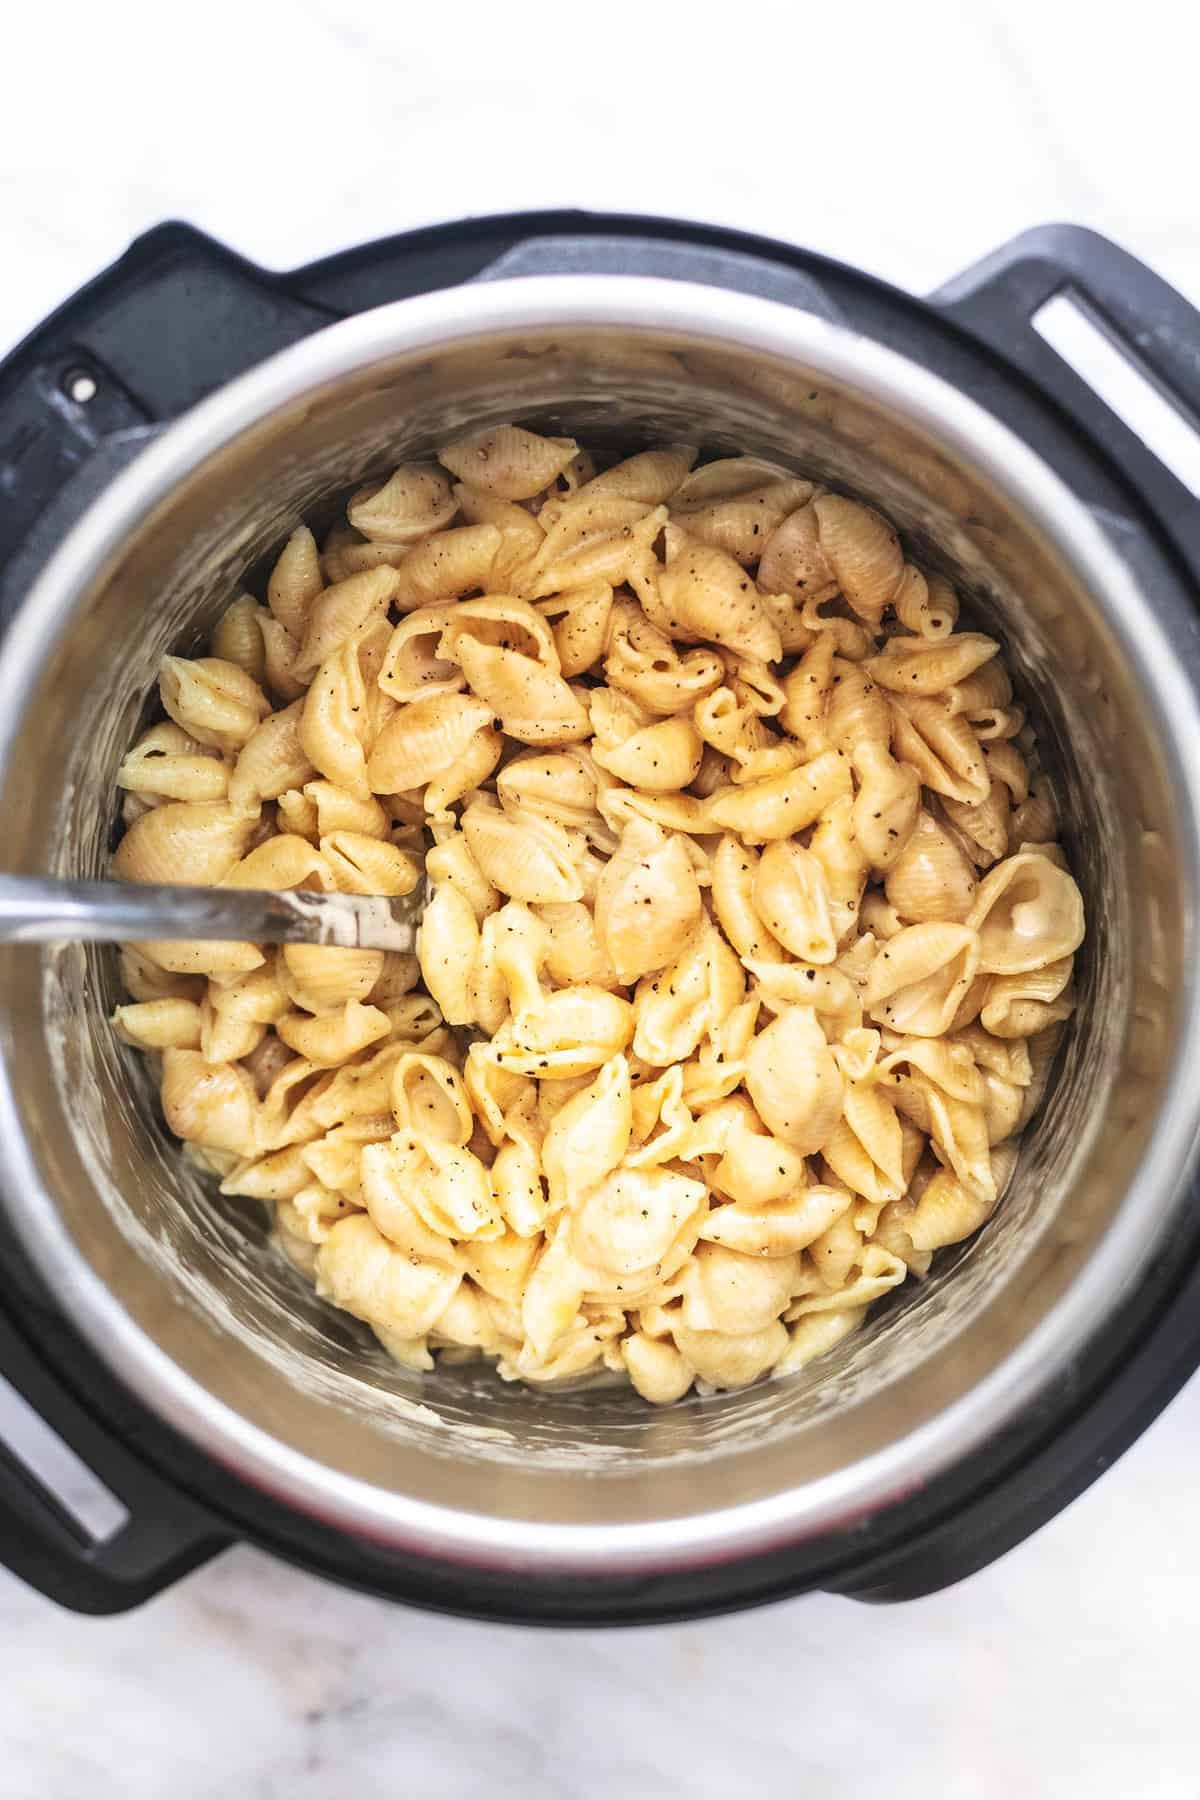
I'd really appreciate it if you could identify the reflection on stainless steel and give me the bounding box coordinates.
[0,277,1197,1575]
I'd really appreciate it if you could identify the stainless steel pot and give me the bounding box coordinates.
[1,272,1198,1580]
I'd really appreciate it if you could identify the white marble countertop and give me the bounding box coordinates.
[3,0,1200,1793]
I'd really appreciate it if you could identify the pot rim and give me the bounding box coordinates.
[1,273,1198,1575]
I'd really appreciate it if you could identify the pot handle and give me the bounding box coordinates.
[931,224,1200,573]
[0,1300,229,1613]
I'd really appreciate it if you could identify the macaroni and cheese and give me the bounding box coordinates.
[110,428,1084,1401]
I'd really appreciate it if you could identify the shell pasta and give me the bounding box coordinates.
[111,428,1084,1401]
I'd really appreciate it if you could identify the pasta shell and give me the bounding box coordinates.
[826,661,892,753]
[745,1006,843,1153]
[574,1166,706,1282]
[605,601,724,715]
[268,526,324,642]
[112,997,203,1051]
[197,991,265,1065]
[346,464,456,544]
[980,958,1076,1037]
[534,580,614,678]
[223,834,335,892]
[809,797,869,942]
[701,1183,852,1257]
[378,605,464,703]
[863,922,981,1037]
[811,494,904,624]
[775,1306,866,1374]
[942,779,1011,867]
[806,1209,865,1290]
[260,614,308,704]
[438,425,579,501]
[707,748,852,843]
[746,959,862,1039]
[785,1245,907,1320]
[621,1333,694,1404]
[670,478,814,566]
[893,567,959,642]
[228,698,314,811]
[525,498,665,599]
[694,685,775,774]
[461,1230,541,1309]
[161,1048,259,1156]
[680,1243,802,1335]
[390,1051,473,1145]
[367,957,422,1015]
[709,1112,807,1207]
[730,658,787,718]
[672,455,793,505]
[293,566,398,680]
[416,882,481,1027]
[760,592,816,656]
[301,1114,394,1195]
[303,1042,406,1133]
[301,781,389,840]
[597,787,713,839]
[967,851,1085,973]
[211,594,267,683]
[905,1164,999,1252]
[565,446,697,507]
[626,1065,696,1170]
[454,637,589,745]
[219,1142,312,1202]
[796,598,874,661]
[536,901,620,990]
[885,808,977,922]
[116,722,230,805]
[300,640,371,800]
[594,818,703,985]
[671,1319,789,1388]
[277,1000,391,1067]
[366,692,493,793]
[654,529,782,663]
[461,798,583,905]
[946,657,1012,716]
[711,836,785,964]
[159,656,271,754]
[390,523,503,612]
[889,693,991,803]
[497,986,634,1078]
[633,919,745,1068]
[1009,774,1059,849]
[281,944,385,1014]
[315,1214,461,1337]
[112,800,258,886]
[592,711,703,792]
[756,502,838,604]
[489,1137,548,1239]
[319,831,422,897]
[454,485,545,588]
[860,893,905,941]
[519,1224,587,1359]
[822,1079,906,1205]
[852,750,921,870]
[752,841,838,963]
[542,1055,632,1211]
[437,591,559,667]
[867,632,1000,696]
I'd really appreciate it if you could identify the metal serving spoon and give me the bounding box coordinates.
[0,875,423,953]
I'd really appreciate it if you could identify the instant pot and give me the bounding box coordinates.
[2,212,1200,1623]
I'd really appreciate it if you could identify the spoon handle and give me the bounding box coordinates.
[0,875,421,953]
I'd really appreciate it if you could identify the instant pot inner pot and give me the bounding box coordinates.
[0,322,1177,1531]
